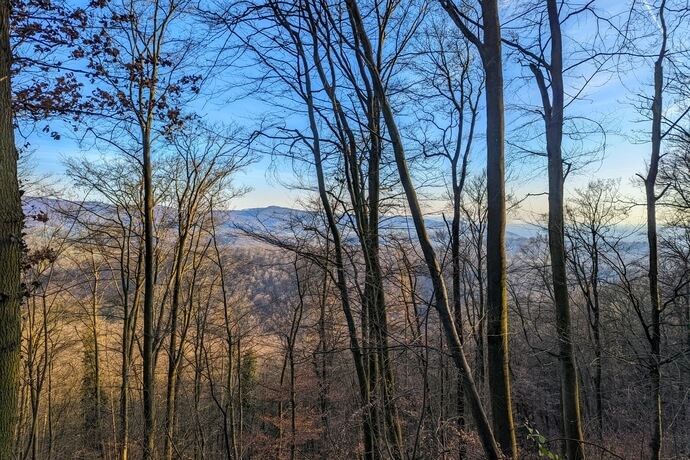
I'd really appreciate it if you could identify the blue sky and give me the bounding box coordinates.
[21,81,654,220]
[19,0,685,223]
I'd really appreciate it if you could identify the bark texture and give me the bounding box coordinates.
[0,3,22,459]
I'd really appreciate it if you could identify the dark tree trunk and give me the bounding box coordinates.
[436,2,517,455]
[646,5,666,455]
[0,4,23,459]
[480,2,517,455]
[345,0,502,457]
[527,2,586,457]
[142,127,156,460]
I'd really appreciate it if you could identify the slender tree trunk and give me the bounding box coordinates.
[164,226,190,460]
[452,148,472,458]
[450,83,475,450]
[316,257,331,457]
[23,298,39,460]
[16,371,28,457]
[646,8,666,454]
[142,125,156,460]
[366,102,404,460]
[527,2,586,457]
[344,1,502,457]
[647,170,663,460]
[452,194,466,437]
[237,338,244,457]
[92,274,103,455]
[480,2,517,456]
[0,4,23,458]
[121,236,143,460]
[277,349,288,459]
[43,298,53,460]
[300,45,373,460]
[289,337,297,460]
[192,323,205,459]
[210,209,240,460]
[400,250,433,459]
[46,362,53,460]
[473,227,486,386]
[591,240,603,439]
[225,334,238,460]
[226,346,238,460]
[685,279,690,436]
[278,269,305,460]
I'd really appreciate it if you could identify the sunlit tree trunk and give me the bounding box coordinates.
[0,3,23,458]
[209,209,240,460]
[121,232,143,460]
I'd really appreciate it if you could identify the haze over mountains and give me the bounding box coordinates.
[25,196,541,248]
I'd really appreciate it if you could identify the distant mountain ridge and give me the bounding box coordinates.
[222,204,536,242]
[24,196,537,249]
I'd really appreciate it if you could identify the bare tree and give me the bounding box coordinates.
[64,155,146,460]
[565,179,630,439]
[158,121,252,460]
[74,2,207,456]
[510,2,586,456]
[627,1,690,457]
[436,0,516,456]
[408,17,484,443]
[343,0,503,457]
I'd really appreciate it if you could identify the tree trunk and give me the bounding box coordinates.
[43,294,53,460]
[142,126,156,460]
[646,6,666,454]
[436,2,517,454]
[365,99,404,460]
[0,3,23,458]
[164,226,189,460]
[299,37,373,459]
[480,2,517,456]
[23,295,41,460]
[316,256,331,457]
[237,338,245,457]
[452,196,467,455]
[210,211,240,460]
[91,272,103,455]
[591,238,603,439]
[120,234,143,460]
[527,2,586,457]
[344,0,502,457]
[449,68,476,447]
